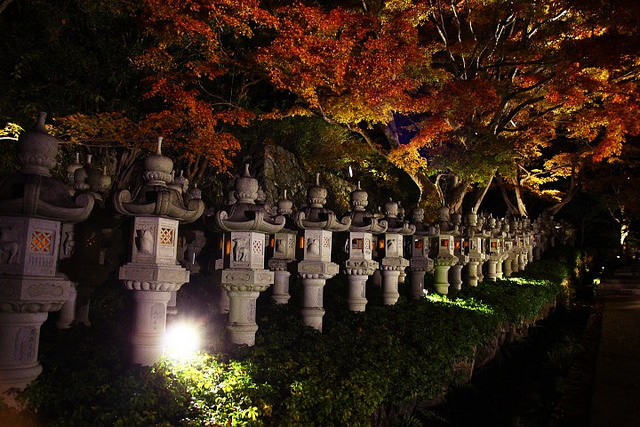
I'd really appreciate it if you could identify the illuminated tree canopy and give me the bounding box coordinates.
[1,0,639,216]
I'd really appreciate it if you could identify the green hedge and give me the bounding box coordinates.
[1,247,579,426]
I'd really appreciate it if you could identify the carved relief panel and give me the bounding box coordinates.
[384,232,403,258]
[303,229,332,262]
[131,217,179,265]
[229,231,265,270]
[0,216,60,277]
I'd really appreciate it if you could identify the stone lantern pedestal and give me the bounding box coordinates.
[485,238,502,282]
[298,259,340,329]
[344,232,379,311]
[449,236,466,291]
[0,271,72,394]
[295,175,350,331]
[408,210,434,298]
[115,138,204,363]
[345,259,378,311]
[119,216,190,364]
[465,236,484,287]
[433,235,458,294]
[268,258,292,304]
[409,251,433,298]
[344,184,385,311]
[378,199,414,304]
[222,268,273,345]
[267,198,297,305]
[503,240,515,277]
[380,233,411,305]
[210,164,284,345]
[0,114,94,400]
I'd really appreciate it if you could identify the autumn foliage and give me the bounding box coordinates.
[3,0,639,215]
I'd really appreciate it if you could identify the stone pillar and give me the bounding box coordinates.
[465,236,483,287]
[129,290,172,365]
[0,311,47,394]
[477,260,485,282]
[55,283,77,329]
[299,276,328,331]
[294,175,350,330]
[297,230,340,330]
[119,216,191,364]
[432,234,458,294]
[222,271,271,346]
[345,184,385,309]
[448,263,463,291]
[434,259,456,294]
[377,199,414,303]
[512,253,520,273]
[269,260,292,304]
[485,258,498,281]
[408,235,434,299]
[346,274,368,312]
[381,268,402,305]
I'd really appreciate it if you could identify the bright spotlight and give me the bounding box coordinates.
[164,322,201,361]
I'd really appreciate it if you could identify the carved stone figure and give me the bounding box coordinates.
[232,237,249,262]
[0,227,20,264]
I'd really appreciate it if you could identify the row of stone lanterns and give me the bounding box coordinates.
[203,170,563,345]
[0,114,570,403]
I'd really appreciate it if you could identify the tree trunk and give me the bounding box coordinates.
[514,183,528,217]
[473,173,496,213]
[545,172,580,216]
[497,175,519,216]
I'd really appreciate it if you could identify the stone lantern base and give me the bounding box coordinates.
[221,269,273,346]
[298,260,339,332]
[0,312,47,394]
[120,263,190,365]
[448,264,463,291]
[434,254,458,295]
[268,259,292,305]
[381,257,409,305]
[0,274,72,397]
[345,259,378,311]
[485,259,499,282]
[466,260,480,287]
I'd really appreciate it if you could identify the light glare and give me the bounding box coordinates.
[164,322,201,361]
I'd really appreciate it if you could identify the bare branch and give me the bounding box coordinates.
[0,0,15,15]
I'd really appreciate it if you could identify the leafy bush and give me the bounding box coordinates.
[3,247,578,426]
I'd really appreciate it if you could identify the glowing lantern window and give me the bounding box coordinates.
[30,231,52,253]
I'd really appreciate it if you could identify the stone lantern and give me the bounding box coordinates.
[378,199,415,305]
[344,183,387,311]
[0,113,94,397]
[449,234,467,291]
[115,138,205,365]
[58,153,120,328]
[268,190,298,304]
[295,174,350,331]
[432,233,458,294]
[465,235,485,287]
[408,208,433,299]
[484,237,503,281]
[503,238,515,278]
[212,164,285,346]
